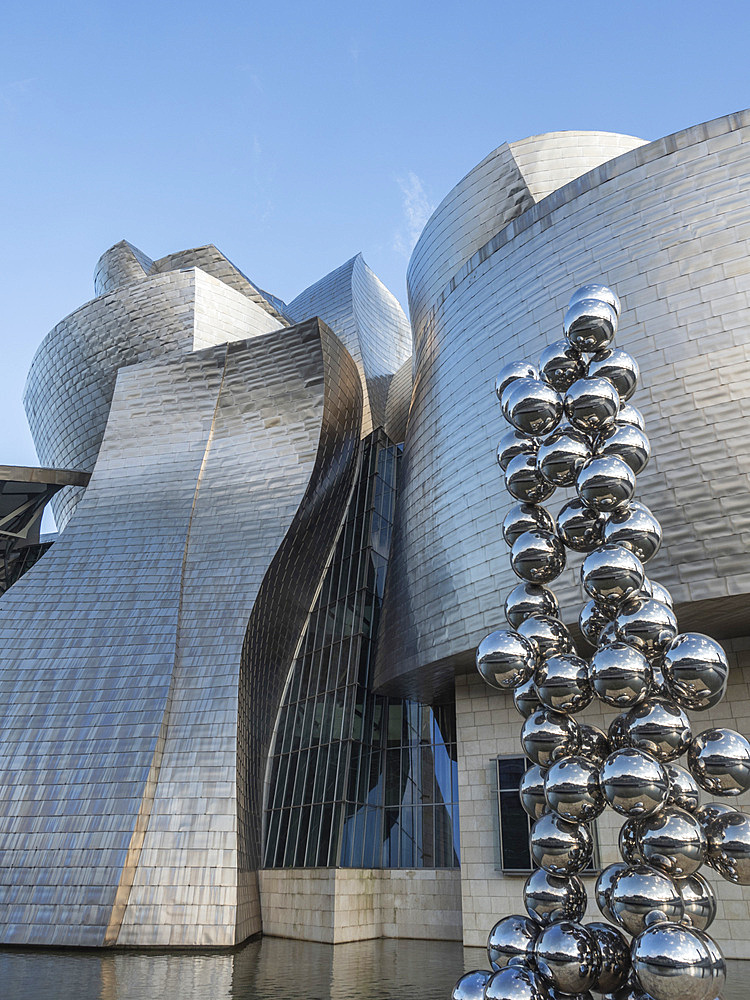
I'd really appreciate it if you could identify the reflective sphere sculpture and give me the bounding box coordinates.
[586,921,630,993]
[610,864,684,935]
[704,808,750,885]
[487,914,539,970]
[595,862,628,923]
[452,970,493,1000]
[533,921,601,994]
[564,299,618,353]
[564,377,620,434]
[557,499,607,553]
[513,677,542,719]
[623,699,692,762]
[523,868,586,926]
[521,709,580,768]
[535,654,593,714]
[568,283,621,316]
[497,428,539,471]
[519,764,549,821]
[615,597,678,660]
[496,362,539,400]
[619,816,644,864]
[599,619,619,646]
[483,964,549,1000]
[505,582,560,628]
[588,347,640,401]
[677,872,716,931]
[697,801,738,831]
[539,338,588,392]
[631,921,726,1000]
[530,813,593,874]
[615,402,645,431]
[506,453,557,503]
[600,748,670,816]
[648,580,674,608]
[603,500,661,561]
[578,723,611,765]
[581,544,645,609]
[502,377,564,437]
[662,633,730,712]
[590,642,651,708]
[577,455,636,513]
[608,713,630,751]
[476,629,538,690]
[665,763,701,814]
[597,423,651,476]
[502,502,556,547]
[518,614,575,661]
[579,598,613,646]
[637,806,707,877]
[688,728,750,796]
[537,427,592,486]
[511,529,566,584]
[544,755,605,821]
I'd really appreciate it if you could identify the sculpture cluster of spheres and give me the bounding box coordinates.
[453,285,750,1000]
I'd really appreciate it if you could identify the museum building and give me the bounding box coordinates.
[0,108,749,954]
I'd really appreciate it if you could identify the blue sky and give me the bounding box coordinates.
[2,0,749,495]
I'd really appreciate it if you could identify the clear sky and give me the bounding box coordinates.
[2,0,749,497]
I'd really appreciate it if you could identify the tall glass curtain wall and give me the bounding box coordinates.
[264,430,460,869]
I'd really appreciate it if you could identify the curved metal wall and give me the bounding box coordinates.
[376,109,750,700]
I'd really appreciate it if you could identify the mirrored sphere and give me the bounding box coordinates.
[610,865,684,936]
[608,714,630,751]
[544,755,605,821]
[535,654,593,714]
[603,501,661,561]
[538,427,592,486]
[697,801,738,831]
[497,427,539,471]
[503,502,556,547]
[577,456,636,513]
[623,699,692,762]
[648,580,674,608]
[579,598,613,646]
[595,862,628,923]
[588,347,640,401]
[599,619,620,647]
[704,809,750,884]
[518,614,575,661]
[452,970,493,1000]
[531,813,593,874]
[619,816,644,864]
[476,629,538,690]
[677,872,716,931]
[637,806,707,877]
[522,709,581,768]
[511,529,566,584]
[557,498,608,553]
[581,544,645,609]
[496,362,539,400]
[631,921,726,1000]
[586,921,630,993]
[539,338,588,392]
[502,377,564,437]
[487,914,539,970]
[663,633,730,712]
[506,453,558,503]
[600,748,669,816]
[564,299,618,353]
[591,642,651,708]
[665,763,701,814]
[520,763,549,821]
[534,921,601,994]
[514,677,542,719]
[616,402,646,431]
[506,583,560,628]
[579,723,611,765]
[564,377,621,434]
[484,964,550,1000]
[596,423,651,477]
[615,597,678,660]
[524,868,587,926]
[568,283,622,316]
[688,728,750,796]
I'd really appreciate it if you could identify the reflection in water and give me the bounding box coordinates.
[0,938,746,999]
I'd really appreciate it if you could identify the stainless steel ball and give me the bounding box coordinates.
[648,580,674,608]
[506,453,557,503]
[530,813,593,875]
[608,713,631,751]
[588,347,640,401]
[502,502,556,547]
[581,543,645,609]
[688,727,750,796]
[544,755,605,822]
[537,427,592,486]
[596,423,651,476]
[595,862,628,923]
[637,806,707,877]
[662,633,730,712]
[513,676,542,719]
[590,642,651,708]
[568,283,621,316]
[619,816,644,864]
[622,698,692,762]
[603,500,661,561]
[497,428,539,471]
[521,709,580,768]
[539,338,588,392]
[677,872,716,931]
[502,377,564,437]
[496,362,539,400]
[704,808,750,884]
[564,299,618,353]
[476,629,538,690]
[599,619,620,646]
[665,763,701,814]
[487,914,539,970]
[519,763,549,821]
[518,614,575,661]
[534,654,593,714]
[577,456,636,513]
[557,498,608,553]
[452,969,493,1000]
[615,597,678,659]
[600,748,670,816]
[578,723,611,765]
[616,403,645,431]
[511,529,566,584]
[586,921,630,994]
[533,921,601,994]
[697,801,738,830]
[631,921,725,1000]
[483,964,550,1000]
[579,598,613,646]
[523,868,587,926]
[505,582,560,628]
[610,864,684,936]
[564,376,620,434]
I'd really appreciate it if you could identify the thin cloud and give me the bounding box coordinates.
[393,172,434,259]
